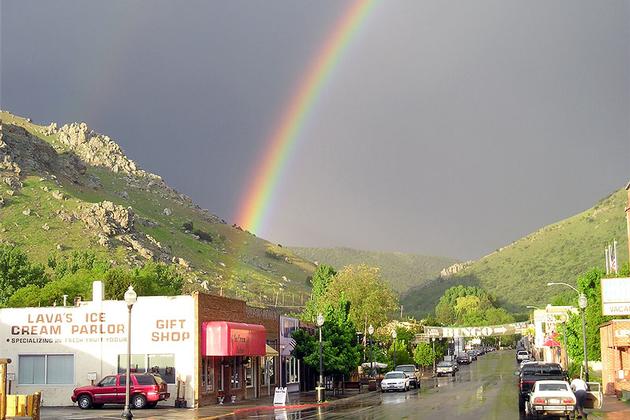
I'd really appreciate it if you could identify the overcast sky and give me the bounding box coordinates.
[1,0,628,260]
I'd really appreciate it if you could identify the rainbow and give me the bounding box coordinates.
[235,0,378,234]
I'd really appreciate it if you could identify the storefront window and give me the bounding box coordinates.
[245,357,254,388]
[201,357,214,393]
[231,357,241,389]
[260,356,275,386]
[18,354,74,385]
[285,356,299,384]
[117,354,146,374]
[148,354,175,384]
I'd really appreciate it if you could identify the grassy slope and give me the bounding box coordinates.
[0,111,315,306]
[289,246,459,293]
[402,188,628,318]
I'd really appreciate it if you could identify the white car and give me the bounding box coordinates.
[436,361,456,377]
[380,371,410,392]
[525,380,575,418]
[516,350,530,362]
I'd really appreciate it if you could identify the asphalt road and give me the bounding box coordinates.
[223,350,520,420]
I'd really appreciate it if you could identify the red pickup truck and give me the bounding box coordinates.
[71,373,169,409]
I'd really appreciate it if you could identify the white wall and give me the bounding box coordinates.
[0,295,196,406]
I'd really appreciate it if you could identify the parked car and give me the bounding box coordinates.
[516,350,530,363]
[517,362,567,412]
[436,361,456,377]
[525,380,575,418]
[467,350,478,361]
[71,373,169,409]
[380,371,410,392]
[456,353,471,364]
[394,364,421,389]
[519,360,537,371]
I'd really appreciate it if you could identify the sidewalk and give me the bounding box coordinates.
[588,394,630,419]
[35,388,375,420]
[194,388,376,419]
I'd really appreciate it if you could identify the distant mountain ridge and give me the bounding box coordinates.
[289,246,459,293]
[0,111,316,306]
[402,187,629,317]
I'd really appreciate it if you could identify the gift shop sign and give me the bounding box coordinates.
[5,305,191,345]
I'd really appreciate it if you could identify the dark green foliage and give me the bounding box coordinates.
[292,297,362,377]
[0,245,47,306]
[387,339,414,369]
[47,250,107,278]
[193,229,212,242]
[413,342,435,371]
[5,246,183,307]
[8,268,95,307]
[301,264,336,323]
[103,262,184,300]
[559,265,630,367]
[433,285,513,327]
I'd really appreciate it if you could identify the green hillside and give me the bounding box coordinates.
[0,111,315,306]
[402,188,629,317]
[289,246,458,293]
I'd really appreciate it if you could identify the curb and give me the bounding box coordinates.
[198,390,378,419]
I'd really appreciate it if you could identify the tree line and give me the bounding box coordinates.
[0,244,183,307]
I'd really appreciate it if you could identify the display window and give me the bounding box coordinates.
[18,354,74,385]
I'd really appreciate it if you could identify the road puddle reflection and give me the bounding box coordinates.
[476,384,485,401]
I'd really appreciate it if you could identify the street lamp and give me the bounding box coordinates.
[122,285,137,420]
[431,338,436,375]
[368,324,375,377]
[392,330,397,369]
[547,282,589,381]
[316,313,325,403]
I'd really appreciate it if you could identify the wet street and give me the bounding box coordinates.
[41,350,626,419]
[221,350,519,420]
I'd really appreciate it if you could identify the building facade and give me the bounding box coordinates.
[0,282,295,407]
[600,319,630,395]
[0,286,196,406]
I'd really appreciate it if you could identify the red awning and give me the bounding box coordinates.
[202,321,266,356]
[543,338,561,347]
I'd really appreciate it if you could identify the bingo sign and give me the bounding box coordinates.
[601,278,630,316]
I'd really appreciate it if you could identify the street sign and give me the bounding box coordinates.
[413,333,431,344]
[422,322,528,338]
[601,278,630,316]
[273,387,288,405]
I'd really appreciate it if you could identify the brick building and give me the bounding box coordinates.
[194,292,281,405]
[600,320,630,395]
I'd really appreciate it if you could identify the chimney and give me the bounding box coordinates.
[93,280,103,303]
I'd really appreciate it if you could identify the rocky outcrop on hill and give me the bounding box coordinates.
[1,122,87,184]
[57,122,158,179]
[440,261,473,278]
[79,201,134,236]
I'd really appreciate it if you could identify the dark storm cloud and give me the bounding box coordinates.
[1,0,628,259]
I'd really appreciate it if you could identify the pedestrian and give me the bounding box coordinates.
[570,375,588,418]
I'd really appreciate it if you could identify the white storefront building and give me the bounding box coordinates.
[0,282,195,406]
